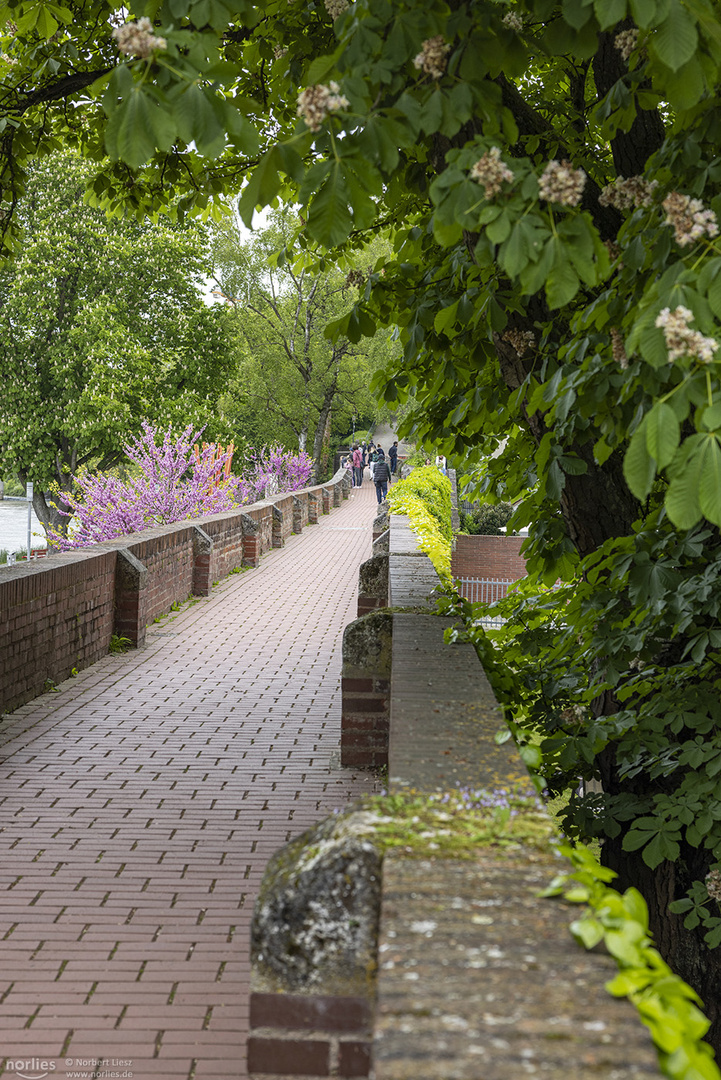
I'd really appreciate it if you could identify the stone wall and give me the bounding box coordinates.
[248,511,663,1080]
[0,470,351,716]
[451,531,526,581]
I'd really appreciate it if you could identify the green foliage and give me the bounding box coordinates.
[361,786,555,858]
[0,151,234,534]
[390,465,453,540]
[388,466,452,578]
[109,634,132,654]
[460,502,515,535]
[210,209,394,479]
[546,844,721,1080]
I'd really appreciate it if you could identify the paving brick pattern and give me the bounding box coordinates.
[0,480,380,1080]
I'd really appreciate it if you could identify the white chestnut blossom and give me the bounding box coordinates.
[413,36,450,79]
[707,869,721,902]
[599,175,658,211]
[538,160,586,206]
[655,306,719,364]
[502,11,523,31]
[502,328,535,354]
[662,192,719,247]
[470,147,514,199]
[324,0,349,17]
[610,327,628,370]
[614,28,639,61]
[112,17,166,58]
[297,82,349,132]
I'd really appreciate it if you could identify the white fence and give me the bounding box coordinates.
[456,577,516,628]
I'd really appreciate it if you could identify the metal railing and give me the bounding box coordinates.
[455,577,516,627]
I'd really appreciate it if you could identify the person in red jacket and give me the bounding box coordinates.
[352,444,363,487]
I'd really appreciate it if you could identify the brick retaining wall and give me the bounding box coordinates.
[0,471,351,715]
[451,532,526,581]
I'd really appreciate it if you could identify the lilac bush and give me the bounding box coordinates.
[50,422,313,549]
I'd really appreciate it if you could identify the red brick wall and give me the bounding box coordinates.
[125,527,196,625]
[1,469,350,715]
[248,992,372,1077]
[451,534,527,581]
[0,552,116,713]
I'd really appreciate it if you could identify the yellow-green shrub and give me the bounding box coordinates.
[388,467,452,580]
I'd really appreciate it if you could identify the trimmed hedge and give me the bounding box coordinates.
[388,466,452,580]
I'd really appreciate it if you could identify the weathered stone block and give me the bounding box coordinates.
[251,809,382,997]
[357,554,389,618]
[372,529,390,554]
[372,507,389,541]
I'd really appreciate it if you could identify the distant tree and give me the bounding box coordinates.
[210,210,393,480]
[0,151,234,536]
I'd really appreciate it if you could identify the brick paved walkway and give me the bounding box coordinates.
[0,480,380,1080]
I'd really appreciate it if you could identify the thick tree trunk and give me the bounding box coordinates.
[32,489,73,542]
[602,831,721,1048]
[312,388,336,483]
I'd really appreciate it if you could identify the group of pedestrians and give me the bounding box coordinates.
[344,439,399,504]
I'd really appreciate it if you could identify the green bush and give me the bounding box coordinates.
[388,467,452,580]
[1,477,24,497]
[391,466,452,540]
[461,502,514,535]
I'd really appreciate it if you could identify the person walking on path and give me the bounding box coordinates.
[373,452,391,504]
[352,443,363,487]
[389,441,398,476]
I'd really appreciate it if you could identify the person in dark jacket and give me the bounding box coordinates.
[373,455,391,504]
[388,441,398,475]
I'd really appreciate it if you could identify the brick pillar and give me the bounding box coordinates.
[357,553,389,618]
[114,549,148,648]
[308,492,319,524]
[373,507,390,541]
[322,488,332,515]
[373,529,390,554]
[192,526,214,596]
[292,495,304,534]
[341,472,351,499]
[272,504,285,549]
[333,482,342,507]
[242,513,261,567]
[341,610,392,768]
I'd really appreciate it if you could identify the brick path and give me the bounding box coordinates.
[0,480,380,1079]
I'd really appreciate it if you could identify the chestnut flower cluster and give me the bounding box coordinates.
[662,192,719,247]
[614,28,639,61]
[112,17,166,58]
[599,175,658,211]
[345,269,365,289]
[413,35,450,79]
[502,11,523,31]
[502,328,535,354]
[297,82,349,132]
[610,328,628,370]
[538,160,586,206]
[324,0,349,17]
[655,306,719,365]
[470,146,514,199]
[706,869,721,902]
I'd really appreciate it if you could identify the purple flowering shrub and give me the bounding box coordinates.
[51,422,313,549]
